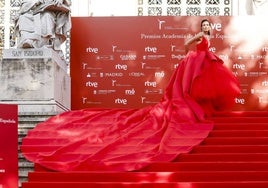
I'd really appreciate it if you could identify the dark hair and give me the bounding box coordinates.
[201,19,210,35]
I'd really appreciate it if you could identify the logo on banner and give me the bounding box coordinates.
[157,19,166,30]
[0,118,16,124]
[235,97,245,105]
[120,54,137,61]
[129,72,145,77]
[125,88,136,95]
[115,64,128,70]
[155,71,165,78]
[86,47,98,53]
[145,46,157,53]
[100,72,124,77]
[115,98,128,105]
[86,81,98,88]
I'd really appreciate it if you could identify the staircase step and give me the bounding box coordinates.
[176,153,268,162]
[33,161,268,172]
[21,145,62,152]
[203,137,268,145]
[213,123,268,130]
[209,130,268,137]
[210,117,268,123]
[21,144,268,159]
[22,135,268,146]
[141,161,268,171]
[27,171,268,182]
[213,111,268,117]
[192,145,268,153]
[21,181,268,188]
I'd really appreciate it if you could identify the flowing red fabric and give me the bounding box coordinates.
[21,37,240,172]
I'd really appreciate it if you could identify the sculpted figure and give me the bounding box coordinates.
[245,0,268,15]
[15,0,71,51]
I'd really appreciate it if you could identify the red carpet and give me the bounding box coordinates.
[22,111,268,188]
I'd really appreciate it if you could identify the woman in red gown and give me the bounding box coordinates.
[21,19,240,172]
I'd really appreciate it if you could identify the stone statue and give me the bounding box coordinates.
[245,0,268,15]
[15,0,72,51]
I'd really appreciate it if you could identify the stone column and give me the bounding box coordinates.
[0,48,70,114]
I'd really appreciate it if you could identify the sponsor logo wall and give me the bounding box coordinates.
[0,104,18,188]
[70,16,268,111]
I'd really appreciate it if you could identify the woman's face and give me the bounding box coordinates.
[201,21,211,33]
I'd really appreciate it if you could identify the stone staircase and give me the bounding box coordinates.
[18,112,56,187]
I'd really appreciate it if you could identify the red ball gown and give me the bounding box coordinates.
[21,36,240,172]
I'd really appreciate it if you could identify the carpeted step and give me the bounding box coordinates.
[22,152,268,164]
[213,123,268,130]
[176,153,268,162]
[140,161,268,171]
[21,181,268,188]
[213,111,268,117]
[202,137,268,145]
[33,161,268,172]
[209,130,268,137]
[210,117,268,123]
[26,171,268,182]
[192,145,268,153]
[22,144,268,159]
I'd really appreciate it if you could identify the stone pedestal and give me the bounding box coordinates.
[0,48,70,114]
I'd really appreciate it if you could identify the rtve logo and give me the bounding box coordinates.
[233,63,246,70]
[86,47,98,53]
[235,97,245,104]
[145,46,157,53]
[115,98,127,105]
[145,81,157,87]
[85,81,98,88]
[115,64,128,70]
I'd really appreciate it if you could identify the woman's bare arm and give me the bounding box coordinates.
[184,32,203,54]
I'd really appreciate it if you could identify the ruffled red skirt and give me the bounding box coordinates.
[188,50,240,115]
